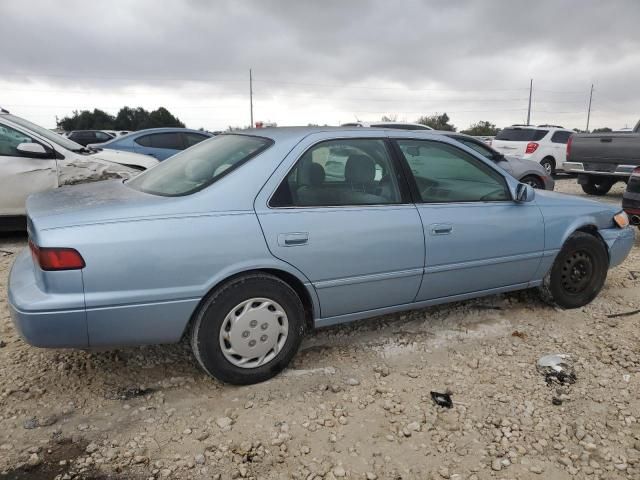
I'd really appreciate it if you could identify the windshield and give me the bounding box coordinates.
[127,134,272,196]
[495,128,548,142]
[4,113,84,151]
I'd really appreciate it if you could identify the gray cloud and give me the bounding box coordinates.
[1,0,639,129]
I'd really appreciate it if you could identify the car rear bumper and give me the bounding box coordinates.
[600,226,636,268]
[565,162,635,177]
[623,190,640,225]
[8,249,89,348]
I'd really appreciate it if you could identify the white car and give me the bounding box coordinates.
[0,111,158,229]
[491,125,573,175]
[340,121,434,130]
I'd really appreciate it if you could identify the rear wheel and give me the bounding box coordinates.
[539,232,608,309]
[580,177,615,196]
[521,175,545,189]
[540,157,556,176]
[191,273,305,385]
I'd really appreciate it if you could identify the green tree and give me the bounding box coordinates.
[416,112,456,131]
[58,106,185,131]
[57,109,115,131]
[380,114,398,122]
[460,120,499,136]
[591,127,612,133]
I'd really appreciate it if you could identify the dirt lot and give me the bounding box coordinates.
[0,178,638,480]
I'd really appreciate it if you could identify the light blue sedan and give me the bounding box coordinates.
[89,127,213,160]
[8,127,635,384]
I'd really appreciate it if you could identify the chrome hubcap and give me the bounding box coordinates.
[219,298,288,369]
[542,162,552,174]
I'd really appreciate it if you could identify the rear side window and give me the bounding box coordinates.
[551,131,572,144]
[127,134,272,196]
[495,128,548,142]
[135,133,183,149]
[183,132,209,148]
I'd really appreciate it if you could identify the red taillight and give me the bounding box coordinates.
[566,135,573,158]
[632,166,640,177]
[525,142,539,154]
[29,240,85,271]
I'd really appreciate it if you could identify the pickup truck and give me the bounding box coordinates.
[564,121,640,195]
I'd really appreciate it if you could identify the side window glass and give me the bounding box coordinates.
[458,139,493,159]
[151,133,183,150]
[0,124,34,157]
[396,140,510,203]
[135,135,153,147]
[270,139,402,207]
[551,131,572,144]
[184,133,209,148]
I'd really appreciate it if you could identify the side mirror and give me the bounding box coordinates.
[16,142,50,158]
[515,183,535,202]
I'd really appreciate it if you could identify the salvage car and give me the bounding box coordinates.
[622,166,640,227]
[89,127,213,160]
[8,127,634,385]
[0,111,158,229]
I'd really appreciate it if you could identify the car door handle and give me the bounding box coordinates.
[430,224,453,235]
[278,232,309,246]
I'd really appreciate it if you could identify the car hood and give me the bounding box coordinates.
[88,148,158,170]
[26,180,175,231]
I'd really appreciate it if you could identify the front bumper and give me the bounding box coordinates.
[8,249,88,348]
[565,161,635,177]
[599,226,636,268]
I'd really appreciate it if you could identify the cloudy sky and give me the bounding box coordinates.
[1,0,639,131]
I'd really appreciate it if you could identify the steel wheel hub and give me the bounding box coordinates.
[561,251,593,294]
[219,297,288,369]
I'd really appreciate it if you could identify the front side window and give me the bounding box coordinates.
[270,139,402,207]
[396,140,510,203]
[128,134,272,196]
[551,131,572,144]
[0,123,34,157]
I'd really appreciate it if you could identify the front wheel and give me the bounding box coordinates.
[580,177,615,196]
[539,232,608,309]
[190,273,305,385]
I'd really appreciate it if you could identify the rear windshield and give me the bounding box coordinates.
[495,128,548,142]
[127,134,272,196]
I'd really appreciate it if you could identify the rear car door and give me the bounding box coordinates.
[0,122,58,215]
[549,130,572,169]
[394,138,544,300]
[255,134,425,321]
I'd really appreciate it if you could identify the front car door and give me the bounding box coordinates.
[393,138,544,300]
[255,133,425,323]
[0,122,58,216]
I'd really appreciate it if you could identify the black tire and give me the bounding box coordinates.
[190,273,305,385]
[521,175,545,189]
[539,232,608,309]
[580,177,615,196]
[540,157,556,176]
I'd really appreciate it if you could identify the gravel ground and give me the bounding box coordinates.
[0,178,638,480]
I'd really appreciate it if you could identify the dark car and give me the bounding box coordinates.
[67,130,115,146]
[623,166,640,227]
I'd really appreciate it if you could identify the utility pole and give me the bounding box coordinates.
[526,78,533,126]
[586,83,594,132]
[249,68,254,128]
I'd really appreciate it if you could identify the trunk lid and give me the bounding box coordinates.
[26,180,174,230]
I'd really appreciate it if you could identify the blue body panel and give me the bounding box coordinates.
[7,127,636,349]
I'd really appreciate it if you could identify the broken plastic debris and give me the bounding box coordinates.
[430,391,453,408]
[537,354,576,385]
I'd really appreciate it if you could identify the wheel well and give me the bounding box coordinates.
[541,156,556,166]
[573,225,609,258]
[181,268,315,341]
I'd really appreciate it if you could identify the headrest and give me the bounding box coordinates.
[345,154,375,183]
[309,162,325,186]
